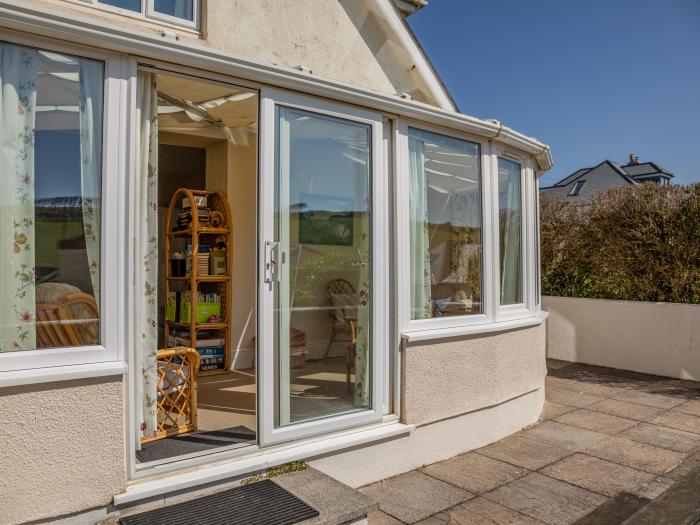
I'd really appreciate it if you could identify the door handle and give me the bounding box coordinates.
[264,241,280,283]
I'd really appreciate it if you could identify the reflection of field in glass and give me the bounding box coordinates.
[298,212,354,246]
[36,218,84,269]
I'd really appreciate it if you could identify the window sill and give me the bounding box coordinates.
[0,360,126,388]
[402,311,548,343]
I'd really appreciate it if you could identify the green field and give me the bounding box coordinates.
[35,218,84,269]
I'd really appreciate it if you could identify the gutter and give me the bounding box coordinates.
[0,0,553,172]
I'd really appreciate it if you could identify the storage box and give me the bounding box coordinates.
[180,301,222,324]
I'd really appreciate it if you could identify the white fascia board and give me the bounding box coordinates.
[0,1,552,171]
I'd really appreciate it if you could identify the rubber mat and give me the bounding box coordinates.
[119,479,319,525]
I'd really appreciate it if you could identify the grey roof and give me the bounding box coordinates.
[540,160,639,200]
[621,162,674,178]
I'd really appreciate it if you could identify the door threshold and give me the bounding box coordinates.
[118,418,412,506]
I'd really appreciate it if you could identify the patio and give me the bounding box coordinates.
[361,359,700,524]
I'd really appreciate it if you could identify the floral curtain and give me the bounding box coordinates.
[79,59,103,306]
[408,136,432,320]
[135,71,159,443]
[0,44,37,352]
[354,212,370,407]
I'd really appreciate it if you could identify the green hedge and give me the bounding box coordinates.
[540,183,700,303]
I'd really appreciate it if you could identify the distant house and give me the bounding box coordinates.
[541,154,674,200]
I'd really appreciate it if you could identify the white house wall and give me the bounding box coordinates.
[0,377,126,525]
[30,0,442,107]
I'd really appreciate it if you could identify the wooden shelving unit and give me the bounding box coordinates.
[165,188,232,376]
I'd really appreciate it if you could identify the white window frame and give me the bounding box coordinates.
[0,34,129,381]
[258,88,388,446]
[397,119,495,334]
[69,0,200,31]
[492,148,535,321]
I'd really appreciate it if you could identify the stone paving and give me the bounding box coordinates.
[360,360,700,525]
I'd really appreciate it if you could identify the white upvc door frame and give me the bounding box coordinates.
[396,119,496,334]
[258,87,388,447]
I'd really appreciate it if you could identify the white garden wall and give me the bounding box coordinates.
[542,296,700,381]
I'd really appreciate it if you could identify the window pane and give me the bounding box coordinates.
[99,0,142,12]
[408,128,482,320]
[274,107,372,426]
[0,42,103,352]
[498,158,523,305]
[154,0,195,21]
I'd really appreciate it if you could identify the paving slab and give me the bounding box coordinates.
[274,467,377,525]
[619,423,700,454]
[546,388,606,408]
[612,390,685,410]
[541,453,656,498]
[555,408,638,434]
[665,451,700,481]
[650,411,700,435]
[546,376,625,398]
[622,455,700,524]
[584,436,686,475]
[541,401,576,421]
[522,421,607,451]
[587,399,665,422]
[419,497,545,524]
[573,492,649,525]
[421,452,529,494]
[477,436,570,470]
[360,471,473,524]
[483,472,607,525]
[635,476,676,500]
[674,399,700,417]
[368,510,403,524]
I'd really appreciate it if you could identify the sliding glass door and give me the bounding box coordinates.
[258,89,386,445]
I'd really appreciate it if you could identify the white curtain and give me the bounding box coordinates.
[135,71,159,442]
[0,44,38,352]
[500,167,522,304]
[354,211,371,407]
[79,59,103,306]
[408,136,432,320]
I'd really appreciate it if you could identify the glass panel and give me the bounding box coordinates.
[407,128,482,320]
[0,42,103,352]
[498,158,523,305]
[274,106,371,427]
[154,0,195,21]
[99,0,142,12]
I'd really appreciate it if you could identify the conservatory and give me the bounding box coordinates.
[0,1,551,523]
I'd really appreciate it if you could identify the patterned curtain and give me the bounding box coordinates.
[79,59,103,306]
[500,167,522,304]
[354,212,370,407]
[135,71,159,443]
[408,136,432,319]
[0,44,37,352]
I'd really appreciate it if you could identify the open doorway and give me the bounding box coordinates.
[135,70,259,464]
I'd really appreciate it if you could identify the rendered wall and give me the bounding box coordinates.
[311,324,547,486]
[543,295,700,380]
[32,0,439,107]
[0,376,126,525]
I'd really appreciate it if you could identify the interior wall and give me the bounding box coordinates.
[206,139,257,369]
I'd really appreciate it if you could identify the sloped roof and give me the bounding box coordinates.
[540,160,637,195]
[621,162,674,178]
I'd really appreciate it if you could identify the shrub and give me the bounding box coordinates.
[540,183,700,303]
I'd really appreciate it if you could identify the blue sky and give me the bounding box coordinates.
[407,0,700,186]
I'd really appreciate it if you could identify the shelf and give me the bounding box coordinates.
[167,275,230,282]
[167,227,230,237]
[166,321,228,331]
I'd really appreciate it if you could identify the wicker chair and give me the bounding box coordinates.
[35,283,99,348]
[142,347,200,444]
[323,278,356,359]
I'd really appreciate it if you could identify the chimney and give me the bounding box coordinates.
[628,153,640,165]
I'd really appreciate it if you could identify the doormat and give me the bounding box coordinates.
[119,479,319,525]
[138,425,256,463]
